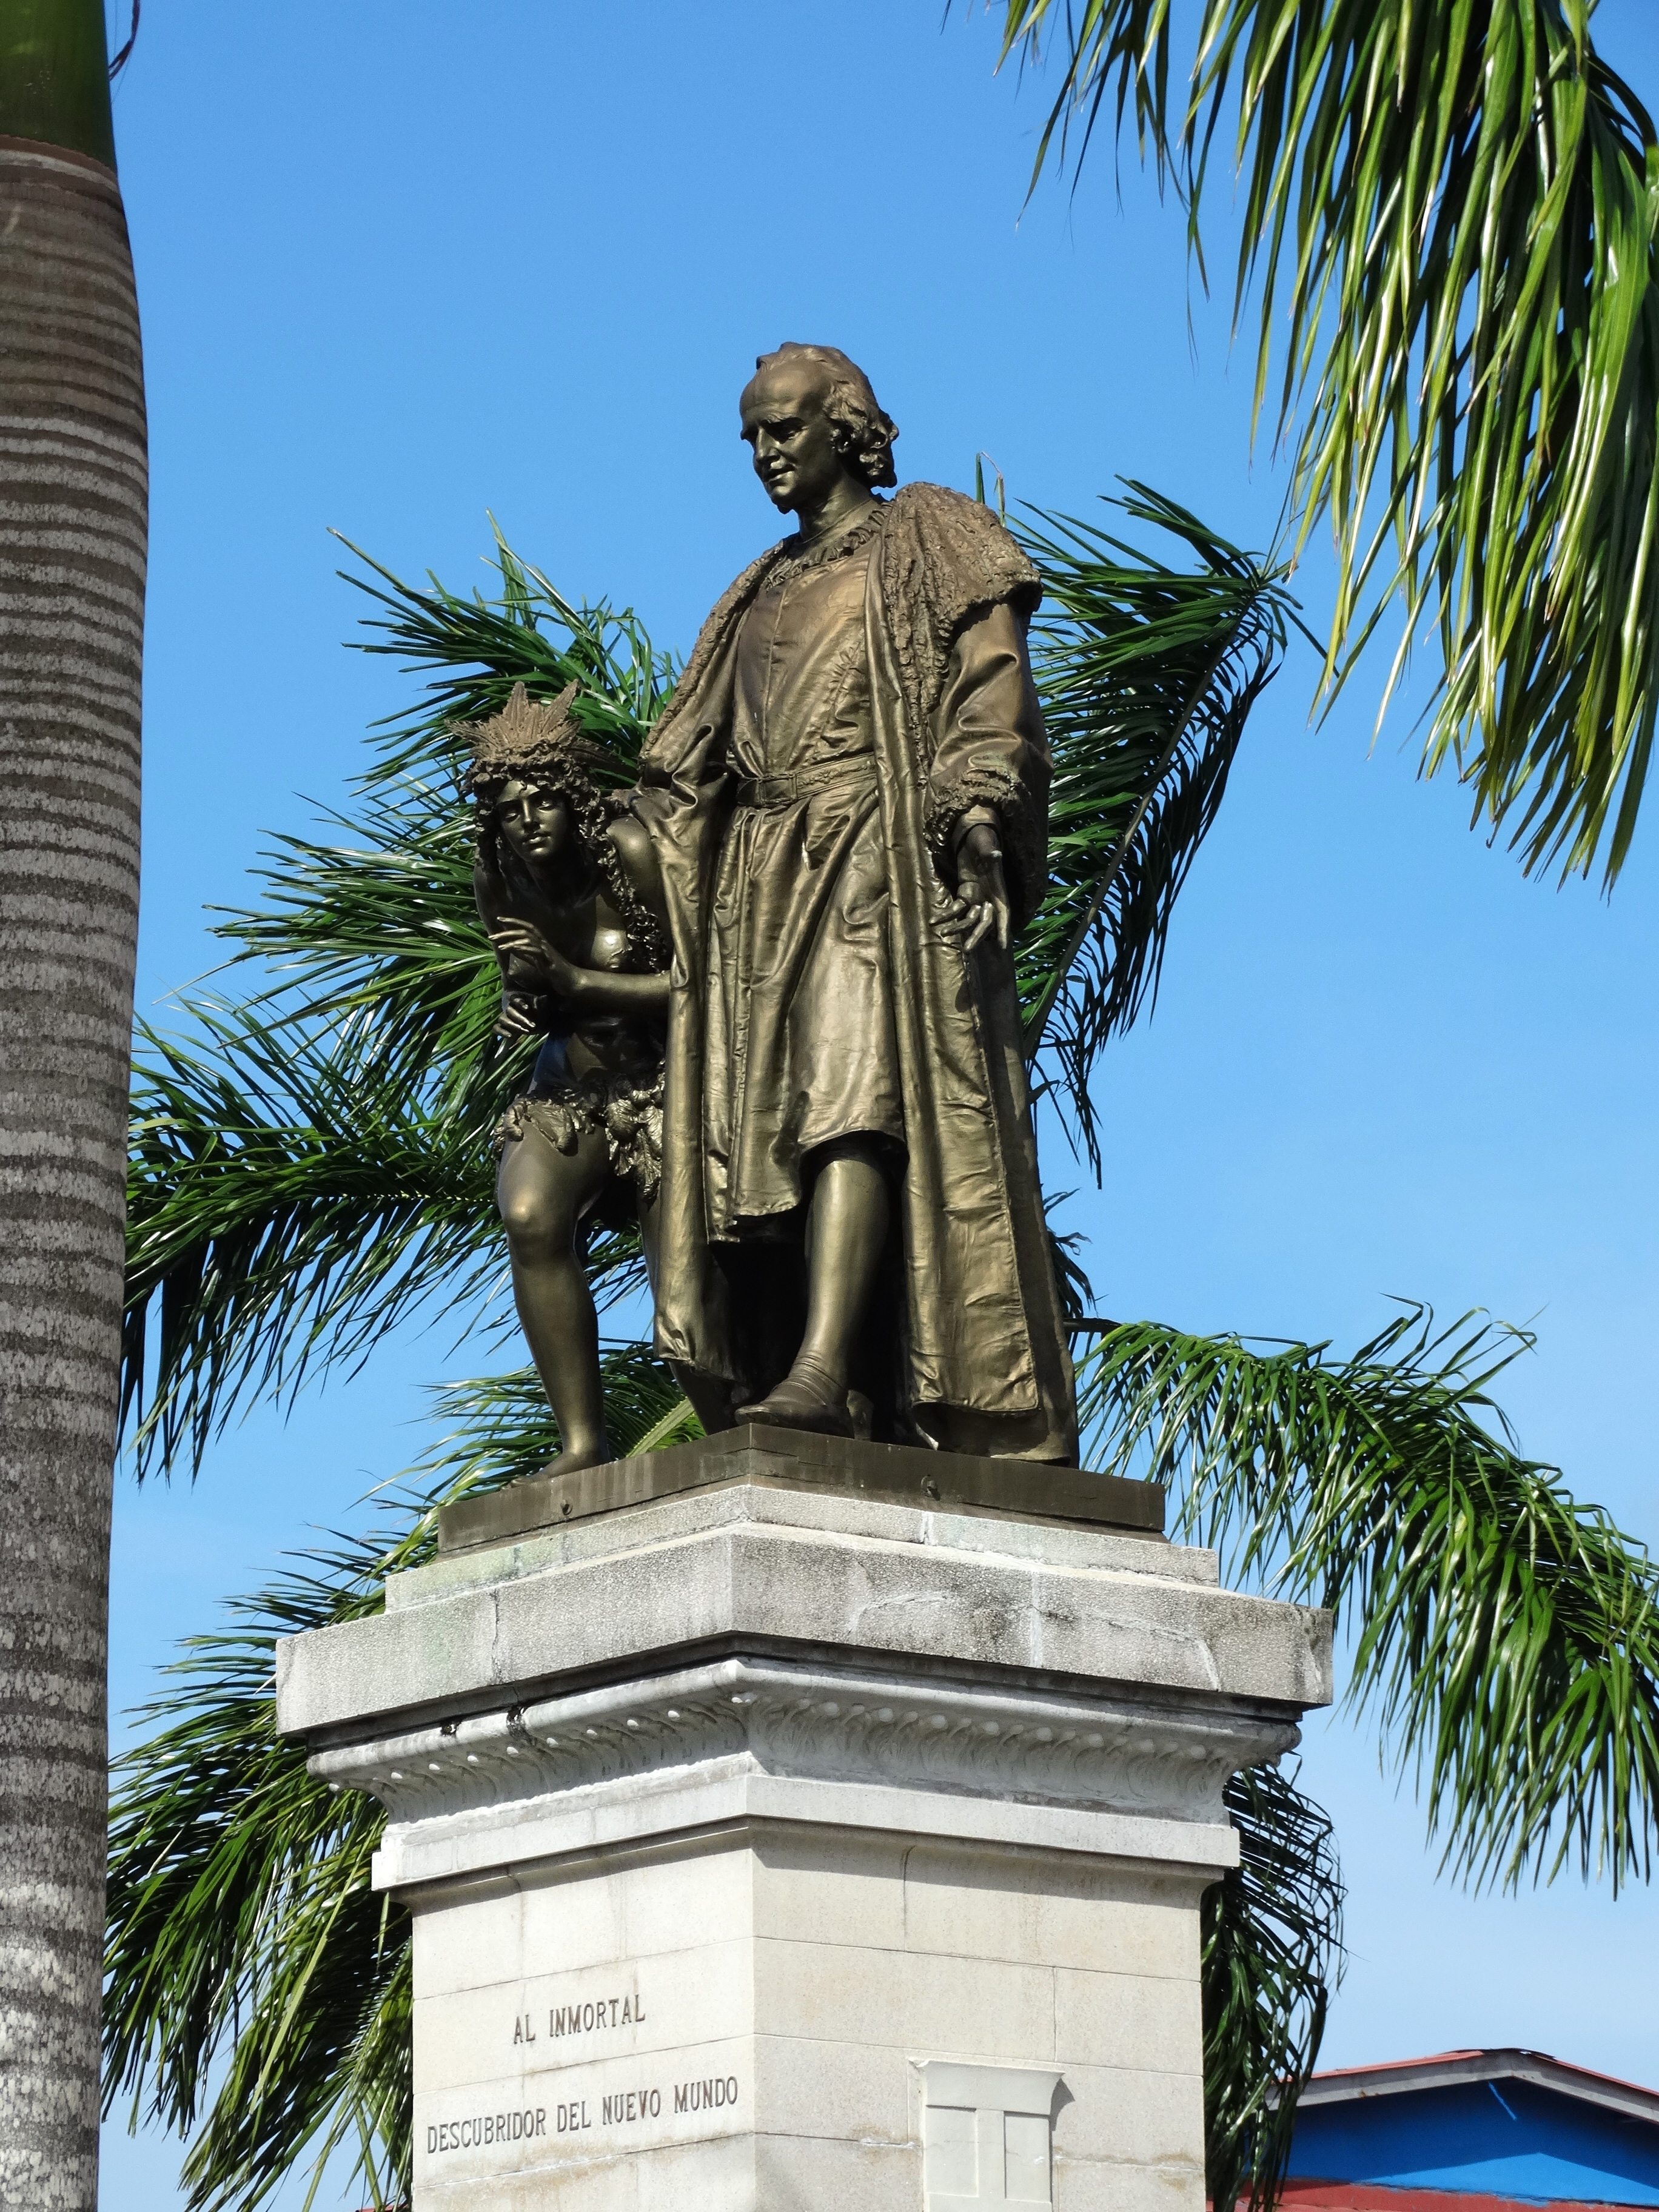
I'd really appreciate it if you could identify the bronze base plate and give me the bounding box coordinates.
[437,1424,1164,1557]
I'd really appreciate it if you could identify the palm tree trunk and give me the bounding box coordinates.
[0,4,146,2204]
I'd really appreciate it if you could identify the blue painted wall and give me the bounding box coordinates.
[1289,2081,1659,2207]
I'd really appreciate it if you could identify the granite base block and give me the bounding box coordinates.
[276,1444,1332,2209]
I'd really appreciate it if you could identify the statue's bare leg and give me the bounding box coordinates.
[737,1139,889,1436]
[497,1121,613,1471]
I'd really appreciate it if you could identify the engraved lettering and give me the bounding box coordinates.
[672,2073,741,2113]
[602,2080,665,2127]
[547,1985,643,2040]
[437,2065,728,2164]
[425,2107,547,2159]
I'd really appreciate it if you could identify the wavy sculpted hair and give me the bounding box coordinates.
[749,343,900,490]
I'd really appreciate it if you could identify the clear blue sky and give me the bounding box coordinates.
[101,4,1659,2204]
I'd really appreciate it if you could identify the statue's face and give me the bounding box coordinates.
[740,362,848,514]
[495,778,572,866]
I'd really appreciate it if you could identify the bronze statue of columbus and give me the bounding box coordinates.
[631,344,1078,1463]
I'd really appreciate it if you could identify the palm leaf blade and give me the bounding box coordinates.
[1080,1305,1659,1892]
[992,0,1659,885]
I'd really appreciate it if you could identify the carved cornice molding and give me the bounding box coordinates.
[311,1654,1299,1838]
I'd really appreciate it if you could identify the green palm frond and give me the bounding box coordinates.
[337,524,673,789]
[216,529,669,1055]
[224,791,495,1084]
[122,1007,511,1481]
[411,1346,703,1483]
[990,0,1659,885]
[1013,487,1297,1161]
[1080,1304,1659,1892]
[104,1345,694,2212]
[1204,1760,1344,2212]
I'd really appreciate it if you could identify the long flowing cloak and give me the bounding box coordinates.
[632,483,1077,1463]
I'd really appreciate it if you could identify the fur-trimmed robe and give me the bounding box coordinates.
[632,482,1077,1463]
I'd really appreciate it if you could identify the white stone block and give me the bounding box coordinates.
[751,2032,912,2145]
[901,1842,1204,1977]
[278,1483,1330,1741]
[757,1934,1057,2059]
[751,1824,908,1951]
[751,2130,916,2211]
[1052,1968,1204,2073]
[1051,2062,1207,2165]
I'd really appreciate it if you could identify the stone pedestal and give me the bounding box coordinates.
[275,1430,1330,2211]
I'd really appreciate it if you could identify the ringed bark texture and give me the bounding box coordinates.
[0,138,145,2209]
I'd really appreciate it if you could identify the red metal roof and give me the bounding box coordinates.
[1282,2181,1647,2212]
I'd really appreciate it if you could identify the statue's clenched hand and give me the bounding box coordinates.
[944,814,1010,953]
[491,918,578,994]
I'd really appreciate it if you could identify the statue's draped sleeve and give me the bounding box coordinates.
[877,482,1050,925]
[921,601,1051,927]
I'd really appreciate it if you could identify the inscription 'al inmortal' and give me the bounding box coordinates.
[512,1984,647,2045]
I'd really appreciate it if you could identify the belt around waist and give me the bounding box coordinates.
[732,754,878,810]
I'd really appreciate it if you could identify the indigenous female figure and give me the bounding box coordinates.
[465,682,672,1472]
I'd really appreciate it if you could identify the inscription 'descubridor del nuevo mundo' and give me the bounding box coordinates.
[424,2073,742,2158]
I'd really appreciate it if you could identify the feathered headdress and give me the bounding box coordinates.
[458,680,629,796]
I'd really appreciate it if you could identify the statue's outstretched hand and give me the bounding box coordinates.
[943,817,1010,953]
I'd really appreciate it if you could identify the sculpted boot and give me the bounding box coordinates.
[736,1355,856,1438]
